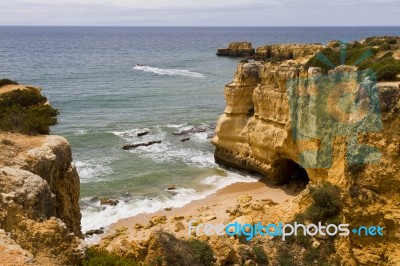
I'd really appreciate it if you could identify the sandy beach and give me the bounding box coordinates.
[102,180,297,242]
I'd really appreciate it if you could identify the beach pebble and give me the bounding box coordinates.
[204,215,217,222]
[172,216,185,222]
[238,194,252,204]
[134,224,143,230]
[197,206,210,212]
[146,215,167,228]
[251,202,263,211]
[174,221,185,232]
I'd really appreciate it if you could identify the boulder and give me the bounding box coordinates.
[100,197,119,206]
[122,140,161,150]
[137,131,150,137]
[217,42,255,57]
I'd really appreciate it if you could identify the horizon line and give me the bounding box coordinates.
[1,25,400,28]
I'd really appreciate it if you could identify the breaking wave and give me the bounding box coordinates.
[133,65,205,78]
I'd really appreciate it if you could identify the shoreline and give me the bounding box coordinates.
[100,179,297,242]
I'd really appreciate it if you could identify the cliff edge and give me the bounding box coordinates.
[0,83,84,265]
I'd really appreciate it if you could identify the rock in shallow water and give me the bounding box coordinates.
[137,131,150,137]
[122,140,162,150]
[100,197,119,206]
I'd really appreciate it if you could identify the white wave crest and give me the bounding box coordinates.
[75,157,114,183]
[133,65,205,78]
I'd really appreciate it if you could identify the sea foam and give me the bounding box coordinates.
[133,65,205,78]
[80,170,259,236]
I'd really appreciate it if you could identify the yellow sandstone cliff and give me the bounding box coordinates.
[212,41,400,265]
[0,85,84,265]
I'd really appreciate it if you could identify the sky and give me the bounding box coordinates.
[0,0,399,26]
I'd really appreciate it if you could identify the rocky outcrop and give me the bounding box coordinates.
[0,229,37,266]
[217,42,255,57]
[212,41,400,265]
[253,43,322,61]
[0,84,83,265]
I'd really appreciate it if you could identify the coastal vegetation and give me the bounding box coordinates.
[305,37,400,81]
[82,248,138,266]
[277,183,342,266]
[0,78,18,87]
[0,85,58,134]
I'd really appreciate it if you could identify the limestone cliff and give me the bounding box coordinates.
[0,84,83,265]
[212,40,400,265]
[253,43,322,61]
[217,42,255,57]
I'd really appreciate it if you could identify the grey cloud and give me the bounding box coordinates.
[0,0,399,26]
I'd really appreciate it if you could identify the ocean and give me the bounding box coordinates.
[1,26,399,234]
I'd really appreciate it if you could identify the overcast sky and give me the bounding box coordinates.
[0,0,399,26]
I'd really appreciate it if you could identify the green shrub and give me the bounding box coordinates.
[252,246,269,264]
[0,88,58,134]
[304,183,342,224]
[277,249,295,266]
[1,138,14,145]
[378,43,392,52]
[305,48,340,72]
[306,39,399,81]
[185,239,214,266]
[82,248,138,266]
[0,78,18,87]
[303,247,319,265]
[376,64,400,81]
[359,56,400,81]
[379,51,394,59]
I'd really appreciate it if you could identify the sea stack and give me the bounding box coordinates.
[216,42,255,57]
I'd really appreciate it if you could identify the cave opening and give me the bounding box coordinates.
[275,158,310,192]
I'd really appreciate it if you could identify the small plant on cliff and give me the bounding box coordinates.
[1,138,14,145]
[305,38,400,81]
[0,88,59,134]
[82,247,138,266]
[0,78,18,87]
[185,239,214,265]
[305,183,342,224]
[275,183,342,265]
[252,246,269,265]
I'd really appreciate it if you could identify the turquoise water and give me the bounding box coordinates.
[1,26,399,233]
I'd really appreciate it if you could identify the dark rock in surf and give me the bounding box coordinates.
[84,228,105,237]
[137,131,150,137]
[207,133,216,139]
[180,137,190,142]
[122,140,162,150]
[167,185,177,191]
[100,197,119,206]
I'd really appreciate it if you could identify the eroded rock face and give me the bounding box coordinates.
[212,43,400,265]
[253,43,323,61]
[0,133,83,265]
[0,229,37,266]
[217,42,255,57]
